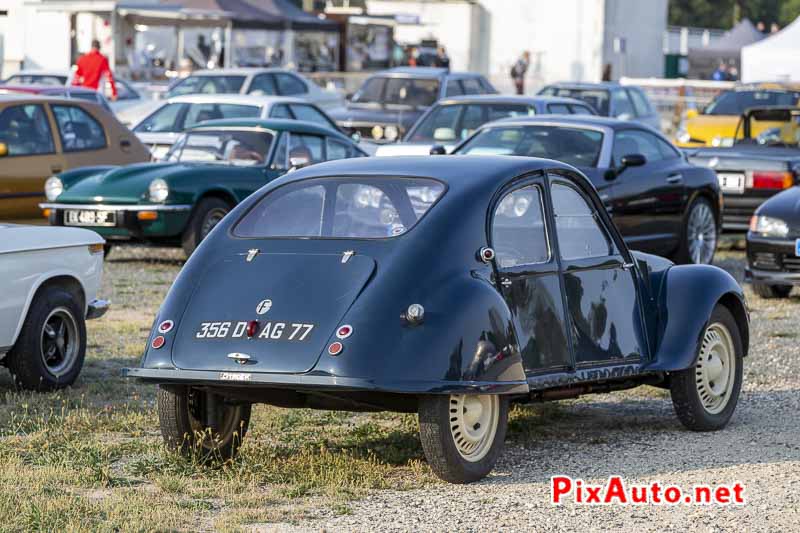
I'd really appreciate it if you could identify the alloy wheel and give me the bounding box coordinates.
[687,201,717,264]
[40,307,79,377]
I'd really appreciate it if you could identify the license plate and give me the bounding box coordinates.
[795,239,800,257]
[64,209,116,227]
[717,173,745,194]
[195,321,315,341]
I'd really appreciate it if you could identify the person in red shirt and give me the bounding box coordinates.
[72,39,117,100]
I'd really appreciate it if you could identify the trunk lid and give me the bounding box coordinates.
[171,252,374,374]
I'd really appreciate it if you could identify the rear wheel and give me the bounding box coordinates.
[670,305,743,431]
[181,197,232,257]
[675,197,717,265]
[157,385,250,461]
[752,283,792,299]
[418,394,508,483]
[6,286,86,391]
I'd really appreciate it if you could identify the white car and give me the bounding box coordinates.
[119,68,344,124]
[130,94,343,159]
[0,224,109,390]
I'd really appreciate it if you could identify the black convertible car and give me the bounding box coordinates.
[125,156,748,483]
[450,115,722,264]
[746,185,800,298]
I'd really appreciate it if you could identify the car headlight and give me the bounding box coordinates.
[676,129,691,144]
[44,176,63,201]
[148,179,169,202]
[749,215,789,237]
[384,125,399,142]
[371,125,384,140]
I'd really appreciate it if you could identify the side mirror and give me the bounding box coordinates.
[429,144,447,155]
[289,155,311,170]
[0,142,7,157]
[686,108,699,119]
[605,153,646,181]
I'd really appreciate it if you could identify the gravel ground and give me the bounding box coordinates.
[275,250,800,532]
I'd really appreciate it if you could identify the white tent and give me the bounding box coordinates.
[741,16,800,82]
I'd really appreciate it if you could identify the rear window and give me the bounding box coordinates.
[541,87,610,116]
[234,177,445,239]
[705,90,800,115]
[167,75,246,97]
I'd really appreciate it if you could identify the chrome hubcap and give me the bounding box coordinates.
[201,208,228,239]
[687,202,717,264]
[695,322,735,414]
[40,307,79,377]
[449,394,499,462]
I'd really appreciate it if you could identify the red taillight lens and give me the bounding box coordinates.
[151,335,165,349]
[328,342,343,356]
[246,320,259,337]
[750,171,793,190]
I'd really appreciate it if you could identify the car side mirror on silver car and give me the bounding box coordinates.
[430,145,447,155]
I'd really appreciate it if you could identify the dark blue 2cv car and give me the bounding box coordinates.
[125,156,749,483]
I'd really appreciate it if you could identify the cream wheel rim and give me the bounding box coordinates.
[695,322,736,415]
[449,394,499,462]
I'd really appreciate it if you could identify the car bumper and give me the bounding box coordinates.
[122,367,529,395]
[722,193,776,232]
[40,203,192,241]
[86,298,110,319]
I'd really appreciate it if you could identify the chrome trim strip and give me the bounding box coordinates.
[39,203,193,212]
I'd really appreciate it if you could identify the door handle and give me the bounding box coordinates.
[666,173,683,184]
[120,139,132,152]
[622,262,635,270]
[500,278,513,287]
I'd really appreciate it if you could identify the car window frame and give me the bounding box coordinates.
[549,178,617,261]
[247,73,279,96]
[612,128,666,166]
[274,72,309,96]
[0,103,58,157]
[489,182,553,269]
[50,103,108,153]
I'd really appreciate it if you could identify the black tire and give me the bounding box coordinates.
[103,244,113,259]
[181,197,232,257]
[6,286,86,391]
[752,283,792,299]
[157,385,251,461]
[674,197,718,265]
[418,394,509,483]
[670,305,743,431]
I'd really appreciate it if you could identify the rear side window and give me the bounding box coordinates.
[491,185,549,268]
[627,89,653,116]
[570,104,594,115]
[275,73,307,96]
[547,103,571,114]
[135,103,186,133]
[269,104,293,120]
[183,103,261,129]
[248,74,278,96]
[0,104,55,155]
[234,177,445,239]
[290,104,335,128]
[445,80,463,96]
[51,105,106,152]
[461,78,482,95]
[551,183,612,260]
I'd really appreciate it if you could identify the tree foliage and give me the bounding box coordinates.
[668,0,800,29]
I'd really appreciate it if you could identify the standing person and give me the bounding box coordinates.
[72,39,117,100]
[711,60,729,81]
[510,51,530,95]
[437,46,450,70]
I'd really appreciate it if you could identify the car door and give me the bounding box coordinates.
[491,178,572,373]
[49,103,120,169]
[0,103,65,219]
[550,176,647,366]
[606,128,686,255]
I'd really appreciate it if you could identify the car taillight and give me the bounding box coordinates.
[749,171,793,190]
[749,216,758,232]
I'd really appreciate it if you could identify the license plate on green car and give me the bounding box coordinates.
[65,210,116,227]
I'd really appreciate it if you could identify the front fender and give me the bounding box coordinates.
[644,264,749,372]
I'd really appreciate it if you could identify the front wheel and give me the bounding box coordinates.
[675,197,718,265]
[752,283,792,299]
[418,394,508,483]
[669,305,743,431]
[157,385,251,461]
[181,197,232,257]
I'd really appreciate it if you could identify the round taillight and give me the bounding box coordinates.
[158,320,174,333]
[246,320,259,337]
[151,335,165,349]
[478,247,495,263]
[328,341,343,356]
[336,325,353,339]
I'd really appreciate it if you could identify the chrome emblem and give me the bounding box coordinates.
[708,157,719,168]
[246,248,259,262]
[227,352,253,365]
[256,299,272,315]
[220,371,252,381]
[341,250,355,264]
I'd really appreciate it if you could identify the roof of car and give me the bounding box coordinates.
[187,68,297,77]
[480,114,645,130]
[284,155,582,195]
[0,84,98,95]
[187,117,347,139]
[543,81,623,90]
[165,93,309,106]
[0,94,92,105]
[379,67,481,79]
[434,94,592,107]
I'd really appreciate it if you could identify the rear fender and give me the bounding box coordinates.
[644,264,749,372]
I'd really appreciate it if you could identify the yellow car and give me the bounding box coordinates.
[676,88,800,147]
[0,95,149,220]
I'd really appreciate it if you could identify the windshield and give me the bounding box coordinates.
[706,90,800,116]
[540,87,610,115]
[738,110,800,147]
[351,76,439,107]
[165,129,273,166]
[167,75,247,97]
[234,177,445,239]
[408,103,534,143]
[456,125,604,167]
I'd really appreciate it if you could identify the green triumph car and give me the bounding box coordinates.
[41,118,367,256]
